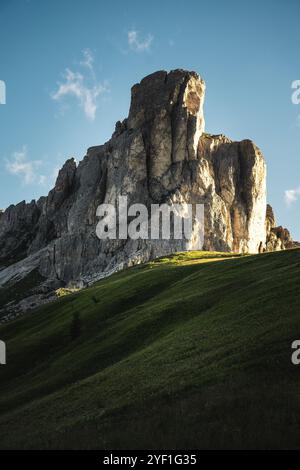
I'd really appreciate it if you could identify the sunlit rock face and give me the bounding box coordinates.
[197,134,266,253]
[265,204,299,251]
[0,69,271,294]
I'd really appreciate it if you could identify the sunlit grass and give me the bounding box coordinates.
[0,249,300,449]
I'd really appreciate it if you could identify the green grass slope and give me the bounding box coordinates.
[0,250,300,449]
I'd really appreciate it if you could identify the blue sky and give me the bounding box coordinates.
[1,0,300,238]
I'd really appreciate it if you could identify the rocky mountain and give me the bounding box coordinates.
[0,69,297,320]
[265,204,299,251]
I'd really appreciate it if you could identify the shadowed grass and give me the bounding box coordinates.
[0,249,300,449]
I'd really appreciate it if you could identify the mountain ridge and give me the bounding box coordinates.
[0,69,297,319]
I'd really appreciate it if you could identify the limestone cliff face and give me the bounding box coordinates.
[0,69,272,302]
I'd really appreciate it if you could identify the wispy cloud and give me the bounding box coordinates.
[128,30,153,52]
[285,187,300,206]
[51,50,108,120]
[5,146,46,185]
[5,147,69,190]
[80,48,94,71]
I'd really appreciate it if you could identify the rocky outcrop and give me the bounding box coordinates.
[0,68,292,317]
[0,200,41,266]
[198,134,266,253]
[265,204,299,251]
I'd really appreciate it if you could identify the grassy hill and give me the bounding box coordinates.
[0,249,300,449]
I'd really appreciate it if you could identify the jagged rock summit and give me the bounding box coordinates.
[0,69,296,319]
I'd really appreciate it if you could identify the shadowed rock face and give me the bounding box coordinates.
[0,69,274,298]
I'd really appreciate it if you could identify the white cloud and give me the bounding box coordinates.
[6,146,46,186]
[285,187,300,206]
[52,50,108,121]
[128,30,153,52]
[5,148,77,194]
[80,48,94,71]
